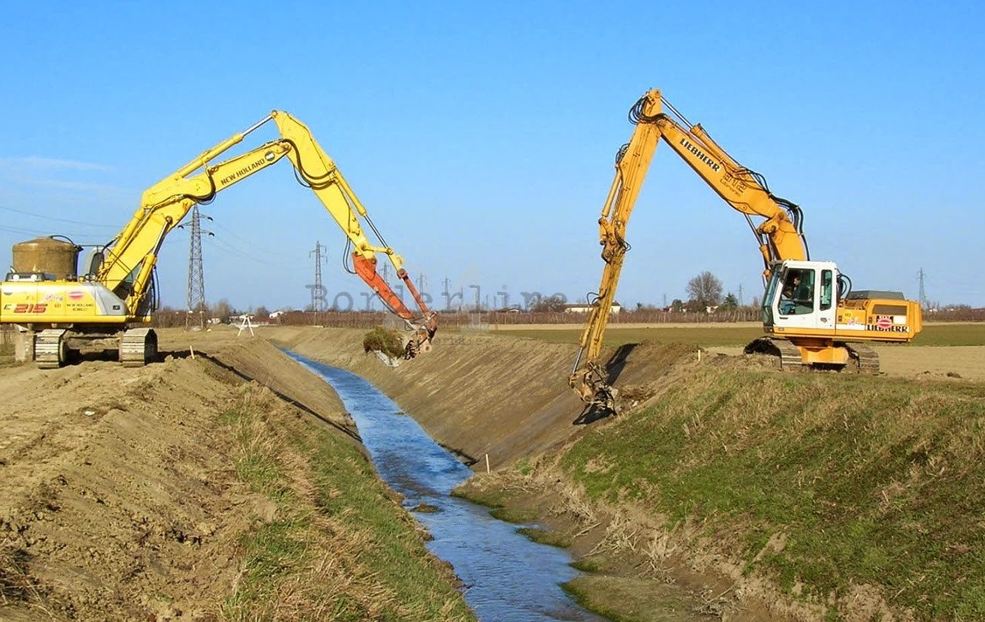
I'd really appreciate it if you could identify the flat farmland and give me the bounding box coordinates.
[494,322,985,381]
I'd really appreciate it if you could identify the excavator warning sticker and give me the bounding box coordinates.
[876,316,893,330]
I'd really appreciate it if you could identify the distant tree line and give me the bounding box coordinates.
[150,272,985,329]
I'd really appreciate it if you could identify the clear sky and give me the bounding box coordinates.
[2,1,983,312]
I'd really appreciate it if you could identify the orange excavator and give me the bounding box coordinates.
[571,89,922,413]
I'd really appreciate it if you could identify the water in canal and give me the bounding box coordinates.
[289,354,609,622]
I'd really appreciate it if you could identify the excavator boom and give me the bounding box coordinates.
[636,90,809,279]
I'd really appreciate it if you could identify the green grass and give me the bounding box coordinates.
[298,426,475,621]
[570,555,615,573]
[450,482,509,508]
[219,391,475,622]
[496,322,985,348]
[451,478,540,523]
[559,369,985,618]
[489,507,540,523]
[517,527,573,548]
[912,323,985,346]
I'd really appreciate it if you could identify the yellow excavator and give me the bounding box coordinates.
[570,89,922,412]
[0,111,437,368]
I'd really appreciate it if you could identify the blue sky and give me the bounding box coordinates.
[1,1,983,311]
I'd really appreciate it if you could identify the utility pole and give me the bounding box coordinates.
[309,242,327,312]
[738,284,744,306]
[917,268,928,309]
[180,205,212,329]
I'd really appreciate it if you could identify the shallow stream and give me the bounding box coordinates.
[290,354,609,622]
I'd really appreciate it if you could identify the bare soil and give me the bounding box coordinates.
[707,344,985,381]
[0,328,359,621]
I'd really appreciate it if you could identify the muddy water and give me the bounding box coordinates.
[291,354,609,622]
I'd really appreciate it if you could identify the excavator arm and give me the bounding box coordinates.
[569,94,663,413]
[97,111,436,354]
[270,111,437,354]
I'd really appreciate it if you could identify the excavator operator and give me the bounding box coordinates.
[781,270,813,314]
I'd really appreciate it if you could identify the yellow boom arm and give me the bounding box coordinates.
[98,111,436,350]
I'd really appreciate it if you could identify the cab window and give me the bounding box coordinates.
[820,270,833,311]
[780,268,815,315]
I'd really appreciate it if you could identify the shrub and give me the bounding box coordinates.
[362,327,406,360]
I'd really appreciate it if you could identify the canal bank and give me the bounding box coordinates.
[291,353,610,622]
[266,326,950,622]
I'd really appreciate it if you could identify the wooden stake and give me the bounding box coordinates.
[485,454,490,474]
[190,346,196,360]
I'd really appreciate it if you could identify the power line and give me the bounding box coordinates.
[0,204,115,228]
[207,219,299,263]
[201,236,294,267]
[0,223,52,236]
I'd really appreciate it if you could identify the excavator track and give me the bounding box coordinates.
[744,337,804,370]
[35,329,69,369]
[845,343,880,374]
[119,328,158,367]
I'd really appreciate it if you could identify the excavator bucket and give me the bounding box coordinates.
[570,365,620,416]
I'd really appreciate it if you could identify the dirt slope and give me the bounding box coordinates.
[264,326,699,470]
[0,331,382,621]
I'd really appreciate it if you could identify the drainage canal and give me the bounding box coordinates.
[290,354,609,622]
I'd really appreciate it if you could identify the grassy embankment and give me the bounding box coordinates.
[218,385,475,622]
[496,322,985,347]
[573,370,985,618]
[467,364,985,620]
